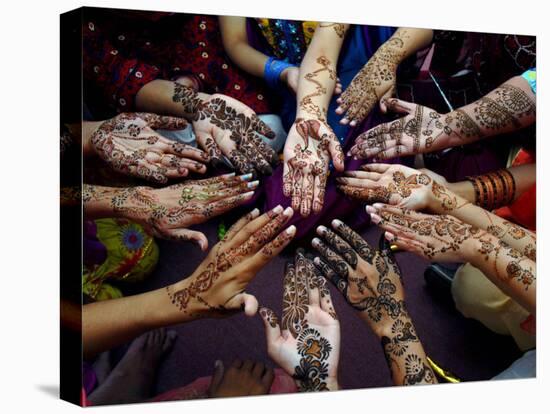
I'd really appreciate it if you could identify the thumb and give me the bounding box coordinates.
[227,292,259,316]
[259,307,282,348]
[327,137,345,172]
[136,113,189,130]
[162,228,209,251]
[208,360,225,394]
[379,85,397,113]
[381,97,416,115]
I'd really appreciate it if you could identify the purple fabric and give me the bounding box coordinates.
[83,361,97,394]
[83,220,107,268]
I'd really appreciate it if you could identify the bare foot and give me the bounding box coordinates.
[88,328,177,405]
[208,359,274,398]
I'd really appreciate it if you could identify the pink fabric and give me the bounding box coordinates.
[151,368,297,401]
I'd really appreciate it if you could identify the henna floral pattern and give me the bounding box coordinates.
[283,118,343,216]
[172,83,277,175]
[337,30,409,125]
[90,112,209,183]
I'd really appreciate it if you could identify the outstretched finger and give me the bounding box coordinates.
[259,307,282,353]
[161,228,209,251]
[223,208,260,243]
[207,191,256,221]
[331,219,375,263]
[138,113,189,130]
[311,237,350,278]
[314,256,348,295]
[251,115,276,139]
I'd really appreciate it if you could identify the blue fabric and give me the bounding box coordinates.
[264,57,296,89]
[521,68,536,94]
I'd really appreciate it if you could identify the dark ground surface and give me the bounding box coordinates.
[121,214,522,395]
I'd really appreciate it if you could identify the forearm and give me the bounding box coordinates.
[135,79,205,120]
[462,234,536,314]
[443,76,536,147]
[364,311,437,386]
[82,279,195,358]
[296,24,347,120]
[386,28,433,62]
[429,180,536,260]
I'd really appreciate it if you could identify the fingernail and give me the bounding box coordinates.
[250,208,260,218]
[370,213,381,224]
[243,191,254,198]
[273,205,283,214]
[313,257,321,265]
[214,359,222,369]
[312,237,321,246]
[247,180,259,188]
[332,219,343,227]
[365,205,377,214]
[372,203,384,209]
[385,231,396,242]
[239,173,253,181]
[335,177,345,183]
[223,172,236,178]
[286,225,296,235]
[283,206,294,217]
[317,225,327,234]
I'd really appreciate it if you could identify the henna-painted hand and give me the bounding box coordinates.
[208,359,274,398]
[115,173,258,250]
[337,163,462,213]
[259,249,340,392]
[335,37,404,127]
[311,220,406,333]
[312,220,438,385]
[283,118,345,217]
[349,99,454,160]
[90,112,210,183]
[172,84,278,175]
[368,204,479,262]
[167,206,296,318]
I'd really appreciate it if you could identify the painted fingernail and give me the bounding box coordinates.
[313,257,321,265]
[247,180,259,189]
[332,219,343,227]
[312,237,321,246]
[243,191,255,199]
[370,213,381,224]
[286,225,296,235]
[273,205,283,214]
[385,231,396,242]
[239,173,253,181]
[317,225,327,235]
[372,203,384,209]
[250,208,260,218]
[365,205,377,214]
[222,172,236,178]
[283,206,294,217]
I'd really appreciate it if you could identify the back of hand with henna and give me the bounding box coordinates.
[166,206,297,321]
[312,220,437,386]
[259,250,340,391]
[172,83,278,176]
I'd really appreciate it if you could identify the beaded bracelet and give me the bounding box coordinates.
[264,57,296,89]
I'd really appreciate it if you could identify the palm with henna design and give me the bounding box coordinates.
[91,112,210,183]
[349,99,454,160]
[259,250,340,391]
[167,206,297,319]
[283,118,344,217]
[337,163,462,212]
[172,84,278,175]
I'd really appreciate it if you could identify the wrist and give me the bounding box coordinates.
[264,57,295,89]
[165,277,208,323]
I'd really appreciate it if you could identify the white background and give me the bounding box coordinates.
[0,0,546,412]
